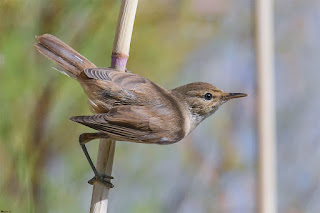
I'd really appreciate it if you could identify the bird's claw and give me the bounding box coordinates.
[88,173,114,188]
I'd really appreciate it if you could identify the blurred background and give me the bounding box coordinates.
[0,0,319,212]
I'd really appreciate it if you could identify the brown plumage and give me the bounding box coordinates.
[35,34,247,187]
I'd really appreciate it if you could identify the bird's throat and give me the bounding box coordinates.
[189,111,206,133]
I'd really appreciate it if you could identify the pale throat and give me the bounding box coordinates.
[188,103,222,133]
[190,112,205,131]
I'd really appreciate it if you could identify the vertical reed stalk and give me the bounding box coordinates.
[255,0,277,212]
[90,1,138,212]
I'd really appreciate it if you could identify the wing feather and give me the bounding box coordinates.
[70,105,184,143]
[84,68,112,81]
[70,113,146,141]
[84,68,147,91]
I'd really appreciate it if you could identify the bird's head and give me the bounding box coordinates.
[171,82,247,128]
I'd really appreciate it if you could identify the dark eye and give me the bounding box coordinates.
[204,93,213,100]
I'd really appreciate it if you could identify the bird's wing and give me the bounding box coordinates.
[70,105,184,144]
[81,68,170,111]
[84,68,148,91]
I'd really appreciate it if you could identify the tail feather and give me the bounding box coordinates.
[35,34,96,79]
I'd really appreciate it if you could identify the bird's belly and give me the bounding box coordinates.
[142,130,184,145]
[156,137,181,145]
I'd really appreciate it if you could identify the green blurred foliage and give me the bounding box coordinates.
[0,0,217,212]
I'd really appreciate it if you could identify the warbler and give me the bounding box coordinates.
[35,34,247,187]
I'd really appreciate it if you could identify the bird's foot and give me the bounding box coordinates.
[88,173,114,188]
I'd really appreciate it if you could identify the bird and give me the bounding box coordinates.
[35,34,247,188]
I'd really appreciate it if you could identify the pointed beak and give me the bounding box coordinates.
[223,93,248,101]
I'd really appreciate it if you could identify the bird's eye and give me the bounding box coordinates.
[204,93,213,100]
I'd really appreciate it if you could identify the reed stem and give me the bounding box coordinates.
[90,1,138,212]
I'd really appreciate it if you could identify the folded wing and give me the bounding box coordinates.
[79,68,169,112]
[70,105,185,144]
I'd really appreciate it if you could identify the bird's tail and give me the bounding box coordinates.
[35,34,96,79]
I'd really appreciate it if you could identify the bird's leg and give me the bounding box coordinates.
[79,132,114,188]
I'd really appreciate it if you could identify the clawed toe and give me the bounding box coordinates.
[88,173,114,188]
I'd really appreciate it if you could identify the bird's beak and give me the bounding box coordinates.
[223,93,247,101]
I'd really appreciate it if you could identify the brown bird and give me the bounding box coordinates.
[35,34,247,187]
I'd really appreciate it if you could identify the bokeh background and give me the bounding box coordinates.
[0,0,319,212]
